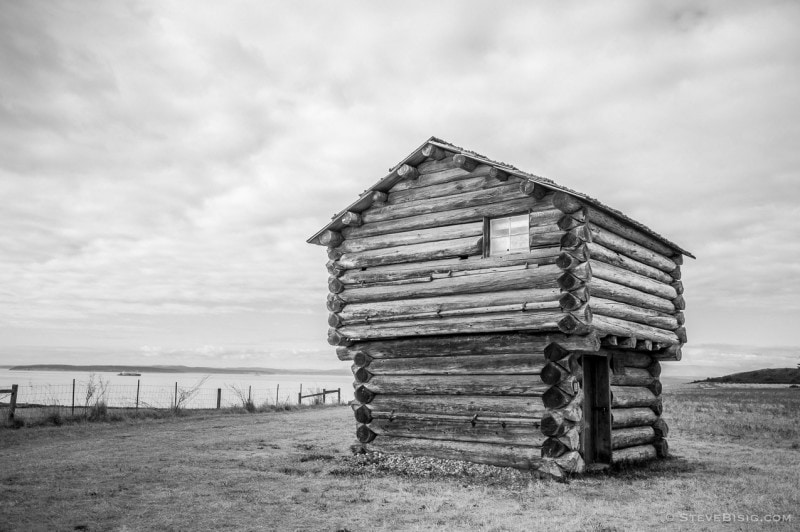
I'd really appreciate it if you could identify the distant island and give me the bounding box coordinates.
[693,368,800,385]
[8,364,351,376]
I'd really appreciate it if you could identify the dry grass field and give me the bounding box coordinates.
[1,384,799,531]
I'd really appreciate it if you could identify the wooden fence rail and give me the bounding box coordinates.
[298,388,341,405]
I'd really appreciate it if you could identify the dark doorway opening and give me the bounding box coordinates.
[582,355,611,465]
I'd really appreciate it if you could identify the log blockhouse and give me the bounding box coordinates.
[308,137,692,477]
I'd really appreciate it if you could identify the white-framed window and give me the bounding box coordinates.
[488,214,529,256]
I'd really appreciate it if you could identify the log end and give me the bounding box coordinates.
[354,385,375,404]
[552,191,583,213]
[356,424,377,443]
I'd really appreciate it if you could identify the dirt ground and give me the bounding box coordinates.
[1,391,798,531]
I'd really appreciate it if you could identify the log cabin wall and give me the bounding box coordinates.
[605,350,670,463]
[310,139,689,475]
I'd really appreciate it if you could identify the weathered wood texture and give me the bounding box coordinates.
[356,353,547,376]
[337,332,600,360]
[365,417,546,446]
[612,426,656,449]
[355,375,551,396]
[355,395,547,420]
[593,315,680,346]
[611,444,657,464]
[611,407,659,429]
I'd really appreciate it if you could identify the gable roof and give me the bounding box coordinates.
[307,136,694,259]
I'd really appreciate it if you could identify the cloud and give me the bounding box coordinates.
[0,0,799,366]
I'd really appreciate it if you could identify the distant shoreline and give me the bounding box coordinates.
[6,364,351,376]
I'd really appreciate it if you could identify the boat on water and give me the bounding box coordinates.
[118,371,141,376]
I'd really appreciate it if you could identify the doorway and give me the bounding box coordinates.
[582,355,611,465]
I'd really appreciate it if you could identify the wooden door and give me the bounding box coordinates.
[582,355,611,465]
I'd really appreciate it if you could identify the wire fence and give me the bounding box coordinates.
[2,379,346,412]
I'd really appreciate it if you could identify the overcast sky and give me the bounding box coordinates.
[1,1,798,376]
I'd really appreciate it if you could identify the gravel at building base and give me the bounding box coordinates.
[332,451,555,488]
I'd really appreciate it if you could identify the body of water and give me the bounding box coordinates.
[0,368,355,409]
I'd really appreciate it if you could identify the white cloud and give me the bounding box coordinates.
[0,0,799,366]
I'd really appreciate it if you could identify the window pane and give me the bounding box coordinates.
[509,233,529,252]
[490,237,509,255]
[508,215,529,235]
[490,218,509,233]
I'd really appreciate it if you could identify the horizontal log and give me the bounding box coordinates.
[583,204,677,257]
[338,332,599,361]
[341,211,362,227]
[612,426,656,449]
[540,361,571,386]
[528,224,564,247]
[338,289,561,324]
[610,386,658,408]
[367,417,546,446]
[357,375,551,396]
[542,378,580,409]
[394,165,493,192]
[593,315,680,346]
[610,367,655,387]
[453,154,478,171]
[648,360,662,377]
[327,294,346,312]
[611,407,658,429]
[590,260,677,300]
[362,437,543,470]
[542,334,602,362]
[542,426,581,457]
[421,143,446,161]
[557,312,593,335]
[359,353,548,376]
[652,344,682,362]
[488,167,509,181]
[601,349,653,368]
[340,264,563,304]
[363,184,525,224]
[540,400,583,437]
[389,174,514,206]
[590,278,676,314]
[396,163,419,180]
[337,222,483,254]
[339,247,561,285]
[319,230,343,247]
[586,242,673,284]
[342,197,543,239]
[337,310,564,340]
[590,297,679,330]
[552,192,582,213]
[588,224,677,273]
[357,394,547,419]
[612,444,657,464]
[337,235,482,269]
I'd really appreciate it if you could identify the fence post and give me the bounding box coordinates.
[8,384,17,420]
[337,388,341,404]
[298,384,302,405]
[275,384,279,405]
[174,382,178,409]
[71,379,75,416]
[135,379,140,411]
[248,385,251,405]
[217,388,222,409]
